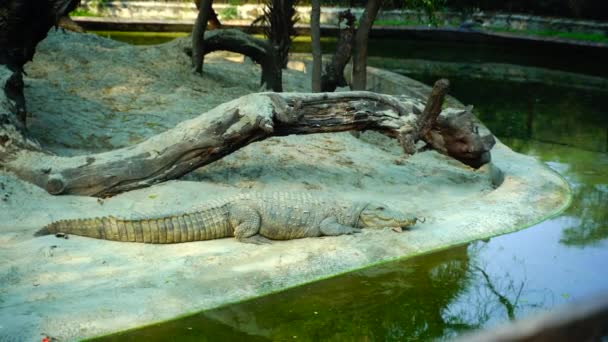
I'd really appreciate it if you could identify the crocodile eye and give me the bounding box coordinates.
[378,207,385,211]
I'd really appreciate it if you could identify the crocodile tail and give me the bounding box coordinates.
[38,217,117,240]
[34,226,52,237]
[37,209,232,243]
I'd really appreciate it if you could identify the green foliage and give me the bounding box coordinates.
[252,0,300,68]
[91,31,188,45]
[374,19,421,26]
[213,0,608,20]
[218,6,238,20]
[403,0,446,26]
[70,8,99,17]
[444,0,608,21]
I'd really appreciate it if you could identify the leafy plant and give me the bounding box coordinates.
[403,0,446,27]
[218,6,238,20]
[251,0,300,68]
[70,8,99,17]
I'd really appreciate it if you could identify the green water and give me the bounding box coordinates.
[92,31,188,46]
[90,33,608,340]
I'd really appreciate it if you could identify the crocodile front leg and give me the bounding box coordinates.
[319,217,361,236]
[229,204,271,244]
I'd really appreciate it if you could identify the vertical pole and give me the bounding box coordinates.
[310,0,322,92]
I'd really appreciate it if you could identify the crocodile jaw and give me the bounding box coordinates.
[358,203,417,229]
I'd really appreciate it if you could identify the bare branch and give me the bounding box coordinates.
[186,29,282,92]
[0,79,494,197]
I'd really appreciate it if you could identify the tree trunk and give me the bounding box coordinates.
[310,0,322,92]
[185,29,282,92]
[194,0,222,29]
[207,6,222,29]
[1,70,494,197]
[1,0,81,126]
[321,10,355,92]
[351,0,382,90]
[192,0,213,73]
[263,0,298,69]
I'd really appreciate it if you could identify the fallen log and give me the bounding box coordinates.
[0,73,493,197]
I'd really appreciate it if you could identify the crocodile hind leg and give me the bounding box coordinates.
[319,217,361,236]
[229,204,271,244]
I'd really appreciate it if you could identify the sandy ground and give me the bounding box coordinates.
[0,31,570,341]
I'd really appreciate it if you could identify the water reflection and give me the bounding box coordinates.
[203,246,470,341]
[503,139,608,248]
[96,246,474,341]
[561,184,608,247]
[442,243,551,336]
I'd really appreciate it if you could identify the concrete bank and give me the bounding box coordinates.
[77,1,608,36]
[73,17,608,74]
[0,31,571,341]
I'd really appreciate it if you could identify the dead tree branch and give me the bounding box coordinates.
[1,72,494,197]
[186,29,282,92]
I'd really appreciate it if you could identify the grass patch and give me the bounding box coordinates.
[218,7,238,20]
[70,8,100,17]
[364,19,608,44]
[291,36,338,43]
[374,19,423,27]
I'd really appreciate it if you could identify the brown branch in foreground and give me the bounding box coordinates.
[1,71,494,197]
[398,78,450,154]
[420,79,450,138]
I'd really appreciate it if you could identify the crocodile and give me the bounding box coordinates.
[37,192,417,244]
